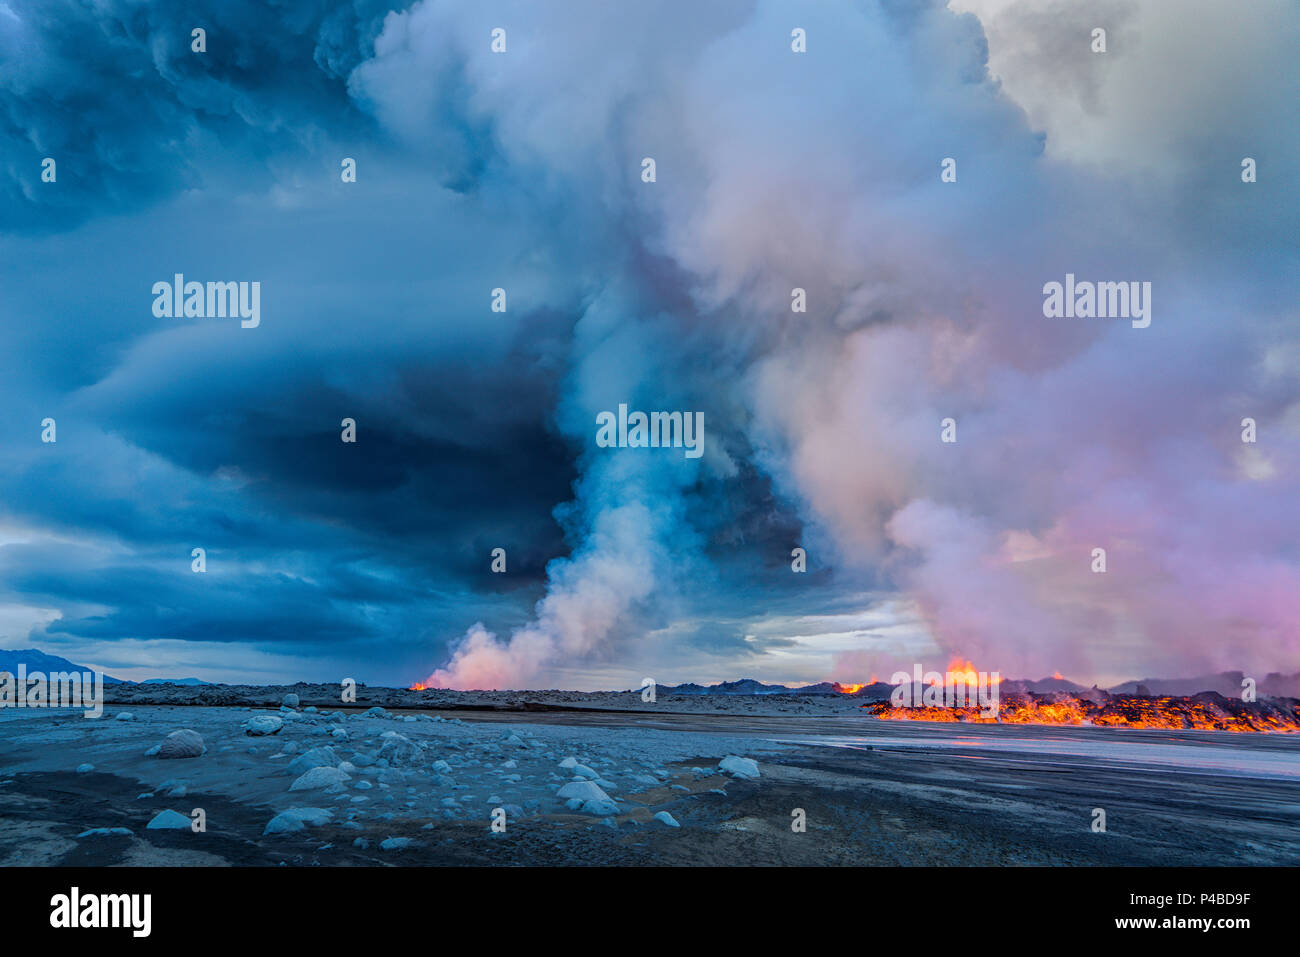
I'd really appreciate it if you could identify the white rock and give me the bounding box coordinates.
[155,729,206,759]
[286,746,340,775]
[76,763,94,773]
[146,810,193,830]
[264,807,332,835]
[556,779,617,816]
[114,712,135,721]
[378,734,421,766]
[718,755,760,780]
[556,780,609,802]
[380,837,414,850]
[282,693,300,709]
[653,811,680,828]
[289,766,352,792]
[559,757,579,769]
[77,827,133,838]
[571,764,599,780]
[244,715,284,736]
[331,728,348,741]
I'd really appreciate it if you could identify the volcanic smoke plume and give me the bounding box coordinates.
[365,0,1300,690]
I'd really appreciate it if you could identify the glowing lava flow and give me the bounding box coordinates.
[864,690,1300,733]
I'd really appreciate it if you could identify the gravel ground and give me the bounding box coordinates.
[2,698,1297,866]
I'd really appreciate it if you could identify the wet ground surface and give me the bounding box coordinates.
[1,706,1297,866]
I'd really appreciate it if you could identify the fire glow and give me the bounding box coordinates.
[865,690,1300,733]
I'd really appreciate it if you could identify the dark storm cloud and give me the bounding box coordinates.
[0,0,405,232]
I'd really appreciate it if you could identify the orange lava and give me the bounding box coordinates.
[864,692,1300,733]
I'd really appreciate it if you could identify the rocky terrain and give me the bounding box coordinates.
[2,689,1299,867]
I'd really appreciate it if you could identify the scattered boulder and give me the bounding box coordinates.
[282,693,300,710]
[286,746,340,776]
[378,733,421,766]
[653,811,680,828]
[289,766,351,792]
[245,715,284,736]
[718,755,760,780]
[380,837,414,851]
[556,780,609,803]
[556,780,619,816]
[76,763,94,773]
[114,712,135,721]
[155,729,206,760]
[77,827,133,838]
[582,797,619,816]
[146,810,193,831]
[264,807,332,835]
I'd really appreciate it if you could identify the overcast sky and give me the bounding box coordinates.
[0,0,1296,689]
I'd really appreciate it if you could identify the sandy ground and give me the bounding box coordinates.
[1,695,1298,866]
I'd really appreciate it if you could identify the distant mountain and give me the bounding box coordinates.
[0,648,127,683]
[660,677,893,698]
[1001,676,1091,694]
[142,677,209,686]
[0,648,214,686]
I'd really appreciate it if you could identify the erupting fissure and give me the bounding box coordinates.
[865,690,1300,733]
